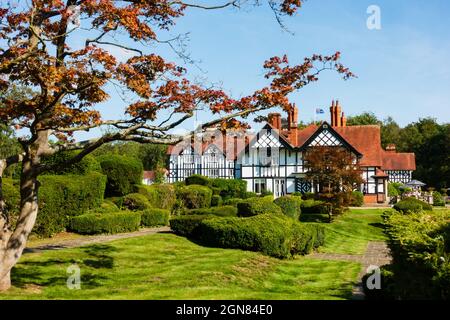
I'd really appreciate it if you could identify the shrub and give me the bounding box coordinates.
[274,195,302,220]
[291,192,302,197]
[141,208,170,227]
[35,173,106,237]
[107,196,124,209]
[433,191,445,207]
[197,214,325,259]
[350,191,364,207]
[185,174,210,186]
[69,211,141,235]
[88,200,120,214]
[223,198,244,207]
[170,214,215,237]
[388,183,402,197]
[42,151,101,175]
[177,184,212,209]
[211,195,222,207]
[209,178,247,199]
[237,196,282,217]
[260,190,273,197]
[135,184,176,210]
[185,206,238,217]
[300,199,326,214]
[242,191,258,199]
[123,193,152,211]
[2,178,20,215]
[393,197,433,213]
[302,192,316,200]
[98,155,143,196]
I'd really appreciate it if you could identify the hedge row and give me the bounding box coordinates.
[141,208,170,227]
[176,184,212,209]
[184,205,238,217]
[365,209,450,300]
[171,213,325,259]
[237,195,282,217]
[135,184,177,210]
[69,211,141,235]
[273,195,302,220]
[185,175,247,200]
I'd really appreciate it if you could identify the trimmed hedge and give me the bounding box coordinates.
[210,178,247,199]
[177,184,212,209]
[42,151,101,175]
[185,205,238,217]
[223,198,244,207]
[301,192,316,200]
[69,211,141,235]
[350,191,364,207]
[36,173,106,237]
[185,174,210,186]
[211,195,222,207]
[237,196,282,217]
[98,155,143,196]
[141,208,170,227]
[123,193,152,211]
[300,199,326,214]
[393,197,433,213]
[135,184,176,210]
[377,210,450,299]
[198,214,325,259]
[274,195,302,220]
[170,214,215,237]
[433,191,445,206]
[88,200,120,214]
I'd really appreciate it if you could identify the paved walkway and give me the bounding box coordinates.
[25,226,171,254]
[310,241,392,300]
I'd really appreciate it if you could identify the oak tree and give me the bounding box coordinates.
[0,0,354,290]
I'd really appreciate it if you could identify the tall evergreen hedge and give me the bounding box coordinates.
[98,155,143,196]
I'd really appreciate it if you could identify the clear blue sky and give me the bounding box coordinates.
[74,0,450,140]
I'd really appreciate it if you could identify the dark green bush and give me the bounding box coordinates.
[211,195,222,207]
[393,197,433,213]
[433,191,445,207]
[170,214,215,237]
[185,205,238,217]
[185,174,210,186]
[242,191,258,199]
[36,173,106,237]
[98,155,143,196]
[260,190,273,197]
[122,193,151,211]
[135,184,176,210]
[237,196,282,217]
[197,214,324,259]
[302,192,316,200]
[300,199,326,214]
[42,151,101,175]
[177,184,212,209]
[274,195,302,220]
[107,196,124,209]
[141,208,170,227]
[69,211,141,235]
[223,198,244,207]
[209,178,247,199]
[350,191,364,207]
[88,200,120,214]
[2,178,20,215]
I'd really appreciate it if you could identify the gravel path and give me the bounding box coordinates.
[24,226,171,254]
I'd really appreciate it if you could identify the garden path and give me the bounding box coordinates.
[310,241,392,300]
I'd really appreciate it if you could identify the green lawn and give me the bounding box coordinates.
[0,209,385,300]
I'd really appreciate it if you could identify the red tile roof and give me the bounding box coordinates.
[381,151,416,170]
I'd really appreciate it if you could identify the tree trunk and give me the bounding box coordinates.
[0,158,39,292]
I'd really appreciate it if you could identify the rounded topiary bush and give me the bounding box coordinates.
[185,205,238,217]
[88,199,120,214]
[123,193,152,211]
[274,195,302,220]
[300,199,327,214]
[432,191,445,207]
[223,198,244,207]
[98,155,143,196]
[42,150,102,175]
[141,208,170,227]
[177,184,212,209]
[237,196,282,217]
[69,211,141,234]
[135,184,176,210]
[185,174,210,186]
[209,178,247,199]
[393,197,433,213]
[170,214,215,237]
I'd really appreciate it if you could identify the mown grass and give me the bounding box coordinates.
[1,233,360,300]
[302,209,387,254]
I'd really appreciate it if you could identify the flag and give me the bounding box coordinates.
[315,108,325,114]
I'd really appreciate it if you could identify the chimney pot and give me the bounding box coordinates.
[386,143,397,152]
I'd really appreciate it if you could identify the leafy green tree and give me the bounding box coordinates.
[346,112,381,126]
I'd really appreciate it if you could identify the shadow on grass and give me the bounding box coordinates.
[11,244,116,289]
[369,222,384,229]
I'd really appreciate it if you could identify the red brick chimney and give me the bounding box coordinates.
[341,112,347,127]
[268,113,282,130]
[287,104,299,145]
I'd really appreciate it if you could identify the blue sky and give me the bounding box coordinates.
[73,0,450,140]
